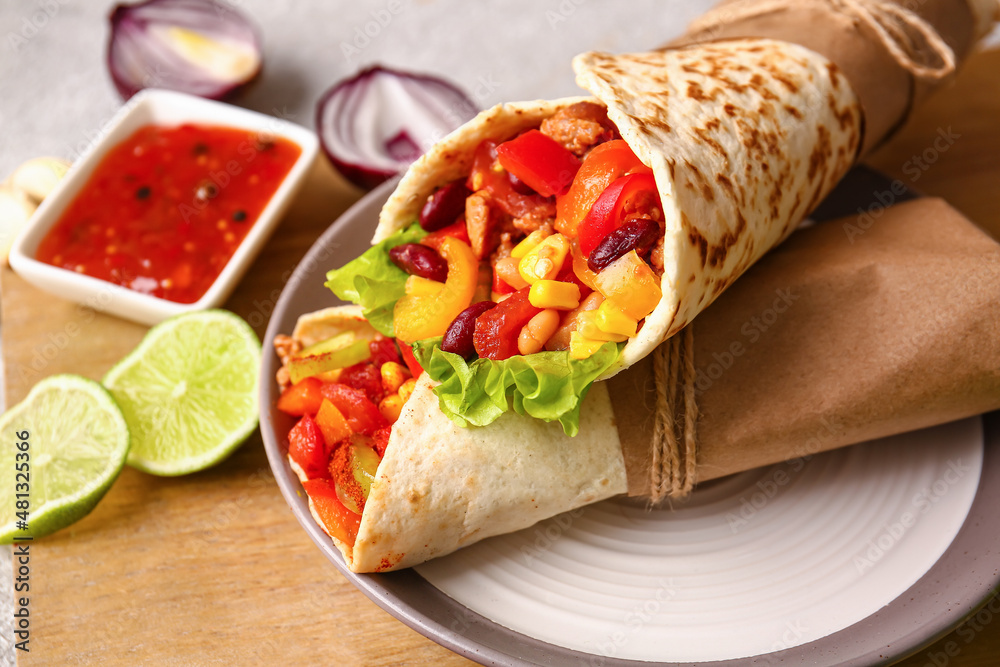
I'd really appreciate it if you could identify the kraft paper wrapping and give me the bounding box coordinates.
[611,198,1000,496]
[668,0,995,155]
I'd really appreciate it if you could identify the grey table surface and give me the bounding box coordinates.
[0,1,997,665]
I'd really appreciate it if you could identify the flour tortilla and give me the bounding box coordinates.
[287,306,627,572]
[375,38,862,377]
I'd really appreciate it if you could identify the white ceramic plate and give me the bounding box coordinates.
[260,171,1000,665]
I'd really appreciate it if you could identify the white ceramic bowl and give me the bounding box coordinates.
[9,88,318,326]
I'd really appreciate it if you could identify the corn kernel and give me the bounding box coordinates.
[404,275,445,297]
[529,280,581,310]
[378,393,405,423]
[518,233,569,285]
[577,311,629,342]
[596,300,639,337]
[570,330,607,360]
[398,378,418,404]
[380,361,409,394]
[510,229,550,259]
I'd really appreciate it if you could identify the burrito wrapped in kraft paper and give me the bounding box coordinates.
[292,197,1000,572]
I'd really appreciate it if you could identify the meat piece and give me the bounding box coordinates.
[512,209,555,236]
[540,101,616,156]
[465,191,500,260]
[490,232,516,266]
[274,334,301,366]
[275,365,292,392]
[273,333,302,392]
[649,237,665,275]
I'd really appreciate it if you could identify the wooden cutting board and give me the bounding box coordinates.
[8,49,1000,667]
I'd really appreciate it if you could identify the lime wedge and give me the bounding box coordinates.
[0,375,130,543]
[103,310,261,476]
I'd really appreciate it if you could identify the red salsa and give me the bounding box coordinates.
[36,124,301,304]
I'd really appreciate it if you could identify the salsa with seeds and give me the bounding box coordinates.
[36,123,301,304]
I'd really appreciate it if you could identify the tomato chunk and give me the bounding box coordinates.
[577,172,659,257]
[473,288,543,360]
[496,129,581,197]
[288,415,329,479]
[371,338,401,368]
[276,377,324,417]
[372,426,392,457]
[320,383,389,435]
[339,362,384,404]
[302,478,361,548]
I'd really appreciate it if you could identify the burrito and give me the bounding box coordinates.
[326,38,862,434]
[274,306,625,572]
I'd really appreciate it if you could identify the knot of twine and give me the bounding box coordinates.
[686,0,957,81]
[649,326,699,503]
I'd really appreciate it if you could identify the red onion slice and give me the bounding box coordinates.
[107,0,262,100]
[316,66,479,190]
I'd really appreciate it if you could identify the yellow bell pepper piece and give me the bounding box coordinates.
[394,237,477,342]
[404,275,445,297]
[593,250,662,321]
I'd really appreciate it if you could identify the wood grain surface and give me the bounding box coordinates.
[7,49,1000,667]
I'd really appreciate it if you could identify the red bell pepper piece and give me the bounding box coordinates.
[423,218,470,246]
[276,377,324,417]
[555,139,651,237]
[398,342,424,379]
[577,172,659,257]
[496,129,582,198]
[320,383,389,435]
[288,415,329,479]
[302,478,361,547]
[473,288,543,360]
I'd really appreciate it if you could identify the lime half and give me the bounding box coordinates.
[103,310,261,476]
[0,375,130,542]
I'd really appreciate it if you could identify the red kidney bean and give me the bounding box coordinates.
[420,180,471,231]
[389,243,448,282]
[587,217,661,273]
[442,300,498,358]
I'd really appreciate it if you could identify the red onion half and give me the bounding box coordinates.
[316,66,479,190]
[107,0,262,100]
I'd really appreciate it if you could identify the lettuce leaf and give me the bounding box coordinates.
[324,224,427,336]
[412,338,622,436]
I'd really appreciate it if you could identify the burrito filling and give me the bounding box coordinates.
[326,101,665,434]
[274,330,420,547]
[395,101,663,360]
